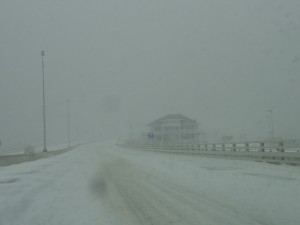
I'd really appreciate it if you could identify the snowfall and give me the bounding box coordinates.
[0,140,299,225]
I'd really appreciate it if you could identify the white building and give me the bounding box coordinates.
[148,114,199,144]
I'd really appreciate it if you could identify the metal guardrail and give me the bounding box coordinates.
[120,141,300,164]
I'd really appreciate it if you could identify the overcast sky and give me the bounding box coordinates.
[0,0,299,150]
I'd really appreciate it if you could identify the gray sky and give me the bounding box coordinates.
[1,0,300,150]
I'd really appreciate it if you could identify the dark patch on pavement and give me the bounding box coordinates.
[0,178,19,184]
[90,177,107,197]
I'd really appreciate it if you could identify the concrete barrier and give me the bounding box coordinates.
[0,147,72,167]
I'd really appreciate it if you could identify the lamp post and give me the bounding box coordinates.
[161,125,164,144]
[41,50,47,152]
[268,109,274,140]
[67,99,71,148]
[129,122,133,140]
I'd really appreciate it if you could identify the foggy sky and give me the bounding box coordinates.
[1,0,300,151]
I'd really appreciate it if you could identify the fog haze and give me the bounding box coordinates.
[1,0,299,151]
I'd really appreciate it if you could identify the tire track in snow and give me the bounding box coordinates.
[97,156,264,225]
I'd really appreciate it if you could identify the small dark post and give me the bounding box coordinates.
[260,142,265,152]
[212,144,216,151]
[278,141,284,152]
[222,144,225,151]
[245,142,250,152]
[232,143,236,151]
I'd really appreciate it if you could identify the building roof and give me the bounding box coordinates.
[147,114,196,126]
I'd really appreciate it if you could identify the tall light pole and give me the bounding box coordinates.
[67,99,71,148]
[161,125,164,144]
[41,50,47,152]
[129,122,133,140]
[268,109,274,140]
[76,113,79,144]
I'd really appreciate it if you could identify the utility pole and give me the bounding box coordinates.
[41,50,47,152]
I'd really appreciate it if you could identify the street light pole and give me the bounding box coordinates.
[41,50,47,152]
[67,99,71,148]
[161,125,164,144]
[268,109,274,140]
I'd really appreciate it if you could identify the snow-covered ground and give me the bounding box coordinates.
[0,143,70,156]
[0,140,299,225]
[0,139,95,156]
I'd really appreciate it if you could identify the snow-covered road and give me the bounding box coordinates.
[0,140,299,225]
